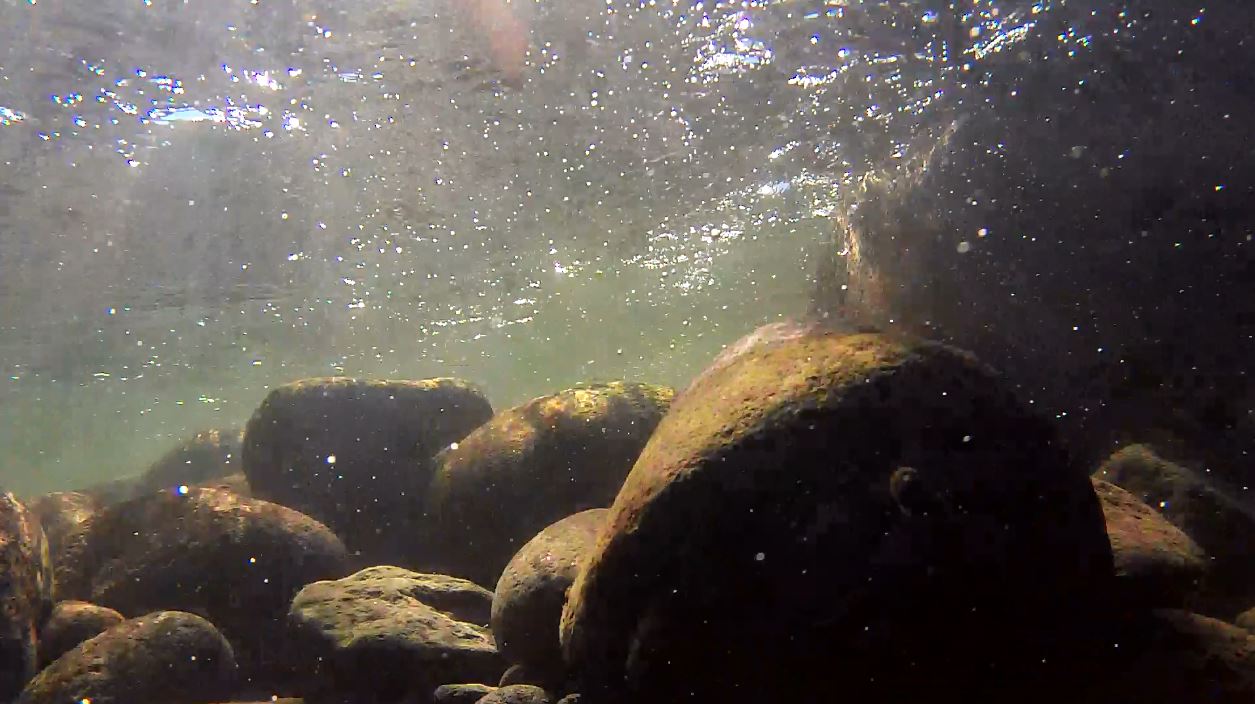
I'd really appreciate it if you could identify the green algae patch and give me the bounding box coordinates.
[423,382,673,587]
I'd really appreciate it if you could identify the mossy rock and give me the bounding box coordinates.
[28,490,101,558]
[288,566,503,703]
[480,685,554,704]
[37,600,125,668]
[1096,444,1255,616]
[424,382,673,586]
[54,487,349,688]
[17,611,237,704]
[560,330,1113,702]
[1092,477,1207,608]
[433,683,497,704]
[492,510,606,679]
[0,493,54,700]
[242,377,493,566]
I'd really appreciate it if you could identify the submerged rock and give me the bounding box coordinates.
[492,510,606,678]
[211,701,302,704]
[498,663,554,689]
[433,683,498,704]
[242,377,493,565]
[1092,478,1207,608]
[141,428,244,494]
[54,487,349,685]
[199,472,252,497]
[1080,610,1255,703]
[37,600,125,668]
[1096,444,1255,615]
[27,490,101,559]
[0,493,54,701]
[288,566,504,702]
[17,611,236,704]
[425,382,672,586]
[560,331,1113,702]
[479,685,553,704]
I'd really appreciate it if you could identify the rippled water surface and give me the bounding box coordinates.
[0,0,1247,493]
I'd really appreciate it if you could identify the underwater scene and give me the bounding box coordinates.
[0,0,1253,701]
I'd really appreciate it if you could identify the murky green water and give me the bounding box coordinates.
[0,0,1251,495]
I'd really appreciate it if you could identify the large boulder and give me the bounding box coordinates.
[1092,478,1207,608]
[16,611,237,704]
[425,382,673,586]
[242,377,493,565]
[1096,444,1255,616]
[37,600,125,668]
[54,487,349,685]
[560,330,1113,702]
[492,510,606,679]
[288,566,504,702]
[0,493,54,701]
[27,491,101,558]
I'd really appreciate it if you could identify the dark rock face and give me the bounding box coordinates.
[1236,606,1255,635]
[0,493,54,701]
[1092,478,1207,608]
[425,382,673,586]
[37,600,125,668]
[141,428,245,495]
[492,510,606,677]
[808,1,1255,478]
[561,331,1113,703]
[27,491,101,559]
[479,685,553,704]
[54,487,349,684]
[288,566,504,703]
[433,683,498,704]
[16,611,237,704]
[242,377,493,566]
[1079,610,1255,703]
[1096,444,1255,616]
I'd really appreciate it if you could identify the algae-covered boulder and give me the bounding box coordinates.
[1096,444,1255,615]
[480,685,553,704]
[434,683,498,704]
[37,600,125,668]
[141,428,244,494]
[1092,478,1207,608]
[425,382,673,586]
[492,510,606,678]
[560,330,1113,702]
[0,493,54,701]
[54,487,349,684]
[288,566,504,702]
[28,490,101,558]
[242,377,493,565]
[17,611,237,704]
